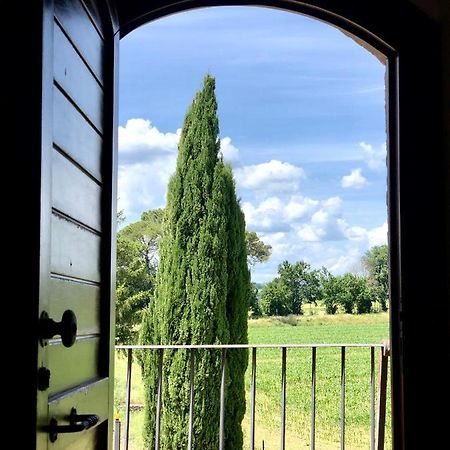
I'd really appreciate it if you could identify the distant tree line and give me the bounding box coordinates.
[250,245,388,318]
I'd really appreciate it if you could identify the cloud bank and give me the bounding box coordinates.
[118,118,387,281]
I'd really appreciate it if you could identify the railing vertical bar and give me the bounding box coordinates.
[155,348,164,450]
[250,347,257,450]
[280,347,287,450]
[124,348,132,450]
[114,417,121,450]
[219,348,227,450]
[371,347,375,450]
[311,347,316,450]
[187,349,195,450]
[340,346,345,450]
[376,343,390,450]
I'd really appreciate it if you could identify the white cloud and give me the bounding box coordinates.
[118,118,244,223]
[118,155,177,220]
[296,197,347,242]
[367,221,388,247]
[119,118,180,165]
[346,221,387,246]
[118,118,181,222]
[346,225,367,241]
[284,195,319,221]
[241,191,388,281]
[322,196,342,214]
[330,222,387,273]
[235,160,305,193]
[243,194,347,242]
[341,168,368,189]
[243,195,322,233]
[360,141,386,171]
[327,246,363,274]
[242,197,291,232]
[220,137,240,164]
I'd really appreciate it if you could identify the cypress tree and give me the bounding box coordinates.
[223,165,250,449]
[140,75,249,449]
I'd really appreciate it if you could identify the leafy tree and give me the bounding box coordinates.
[116,230,154,345]
[259,278,292,316]
[319,268,340,314]
[115,210,163,345]
[117,209,126,225]
[259,261,322,316]
[337,273,372,314]
[278,260,321,314]
[120,208,164,271]
[140,75,249,449]
[354,280,373,314]
[246,231,272,266]
[248,282,262,318]
[338,274,356,313]
[363,244,389,311]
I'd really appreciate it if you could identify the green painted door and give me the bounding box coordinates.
[36,1,117,448]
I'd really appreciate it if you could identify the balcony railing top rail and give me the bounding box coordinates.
[116,343,386,349]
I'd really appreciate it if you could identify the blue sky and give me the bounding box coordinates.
[118,6,387,282]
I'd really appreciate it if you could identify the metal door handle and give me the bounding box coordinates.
[39,309,77,347]
[48,408,100,442]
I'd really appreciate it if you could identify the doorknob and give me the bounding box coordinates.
[47,408,100,442]
[39,310,77,347]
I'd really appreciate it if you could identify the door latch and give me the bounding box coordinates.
[47,408,100,442]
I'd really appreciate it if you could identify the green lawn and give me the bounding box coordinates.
[114,312,390,449]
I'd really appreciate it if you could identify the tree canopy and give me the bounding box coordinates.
[363,244,389,311]
[259,260,321,316]
[246,231,271,266]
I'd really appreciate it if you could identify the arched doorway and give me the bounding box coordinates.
[115,3,404,449]
[23,1,447,449]
[115,4,447,447]
[116,7,391,449]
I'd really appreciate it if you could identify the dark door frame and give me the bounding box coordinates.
[110,2,447,449]
[14,1,446,448]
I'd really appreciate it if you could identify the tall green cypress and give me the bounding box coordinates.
[223,165,250,449]
[140,75,249,449]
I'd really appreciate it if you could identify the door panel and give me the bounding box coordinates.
[54,0,105,82]
[48,278,101,336]
[53,88,103,182]
[52,149,102,231]
[47,338,101,395]
[47,430,101,450]
[37,0,115,448]
[53,23,104,132]
[50,214,101,281]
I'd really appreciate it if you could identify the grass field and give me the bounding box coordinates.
[114,312,390,449]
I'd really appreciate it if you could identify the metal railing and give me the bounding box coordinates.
[114,343,390,450]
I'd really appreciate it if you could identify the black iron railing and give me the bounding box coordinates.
[114,343,390,450]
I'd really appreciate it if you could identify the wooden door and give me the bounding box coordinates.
[36,0,117,448]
